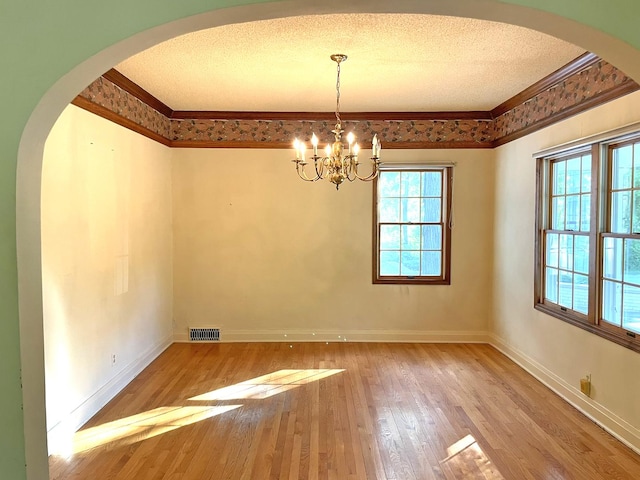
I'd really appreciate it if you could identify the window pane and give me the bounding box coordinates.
[553,161,565,195]
[602,280,622,326]
[580,194,591,232]
[379,197,400,223]
[380,225,400,250]
[566,157,581,194]
[400,251,420,276]
[421,171,442,197]
[603,237,623,280]
[624,238,640,285]
[574,236,589,274]
[379,172,400,197]
[545,267,558,303]
[380,251,400,276]
[566,195,579,230]
[421,251,441,276]
[633,189,640,233]
[581,154,591,193]
[401,198,420,223]
[546,233,558,268]
[552,197,565,230]
[420,198,441,223]
[573,274,589,314]
[401,172,420,197]
[634,145,640,188]
[613,144,632,190]
[401,225,420,250]
[422,225,442,250]
[611,191,631,234]
[558,271,573,308]
[558,234,574,270]
[623,283,640,334]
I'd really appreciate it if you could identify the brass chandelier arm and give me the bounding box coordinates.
[351,158,382,181]
[292,157,325,182]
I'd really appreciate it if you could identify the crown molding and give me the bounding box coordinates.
[75,53,639,149]
[492,79,640,147]
[491,52,600,118]
[169,110,493,121]
[102,68,173,118]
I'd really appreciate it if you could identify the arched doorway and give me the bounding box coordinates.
[15,1,640,478]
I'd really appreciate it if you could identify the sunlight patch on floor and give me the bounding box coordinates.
[441,434,504,479]
[53,405,241,457]
[50,368,344,457]
[189,369,345,401]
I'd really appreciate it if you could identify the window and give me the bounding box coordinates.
[535,133,640,352]
[373,166,452,284]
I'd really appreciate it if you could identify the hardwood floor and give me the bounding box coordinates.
[49,343,640,479]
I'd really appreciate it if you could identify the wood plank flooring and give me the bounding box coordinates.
[49,343,640,479]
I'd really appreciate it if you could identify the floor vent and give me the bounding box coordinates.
[189,328,220,342]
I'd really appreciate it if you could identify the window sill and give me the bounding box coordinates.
[534,303,640,353]
[373,277,450,285]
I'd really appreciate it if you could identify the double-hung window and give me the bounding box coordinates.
[602,139,640,337]
[535,131,640,351]
[373,165,452,284]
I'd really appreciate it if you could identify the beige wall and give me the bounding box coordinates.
[493,90,640,449]
[172,148,495,342]
[41,90,640,455]
[41,105,174,453]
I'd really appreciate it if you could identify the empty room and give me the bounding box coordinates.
[4,2,640,480]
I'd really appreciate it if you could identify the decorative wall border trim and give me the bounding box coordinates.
[74,53,638,149]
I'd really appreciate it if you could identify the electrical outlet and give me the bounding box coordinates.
[580,374,591,397]
[111,354,117,366]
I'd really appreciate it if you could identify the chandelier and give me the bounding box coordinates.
[292,54,381,190]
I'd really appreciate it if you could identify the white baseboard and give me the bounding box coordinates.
[173,329,491,344]
[488,333,640,455]
[47,332,173,455]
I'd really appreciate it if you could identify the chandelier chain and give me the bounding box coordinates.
[335,61,341,127]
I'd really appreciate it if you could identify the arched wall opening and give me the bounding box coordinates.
[16,1,640,478]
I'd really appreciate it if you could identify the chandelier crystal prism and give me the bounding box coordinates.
[292,54,381,190]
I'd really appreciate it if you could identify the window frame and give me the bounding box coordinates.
[534,136,640,353]
[372,165,452,285]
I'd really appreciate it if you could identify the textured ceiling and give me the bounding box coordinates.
[115,14,586,112]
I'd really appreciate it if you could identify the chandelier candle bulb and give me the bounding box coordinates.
[311,133,319,156]
[293,138,300,160]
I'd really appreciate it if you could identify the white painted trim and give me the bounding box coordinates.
[47,332,173,455]
[488,333,640,455]
[174,329,490,344]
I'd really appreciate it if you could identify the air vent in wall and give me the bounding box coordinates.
[189,327,220,342]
